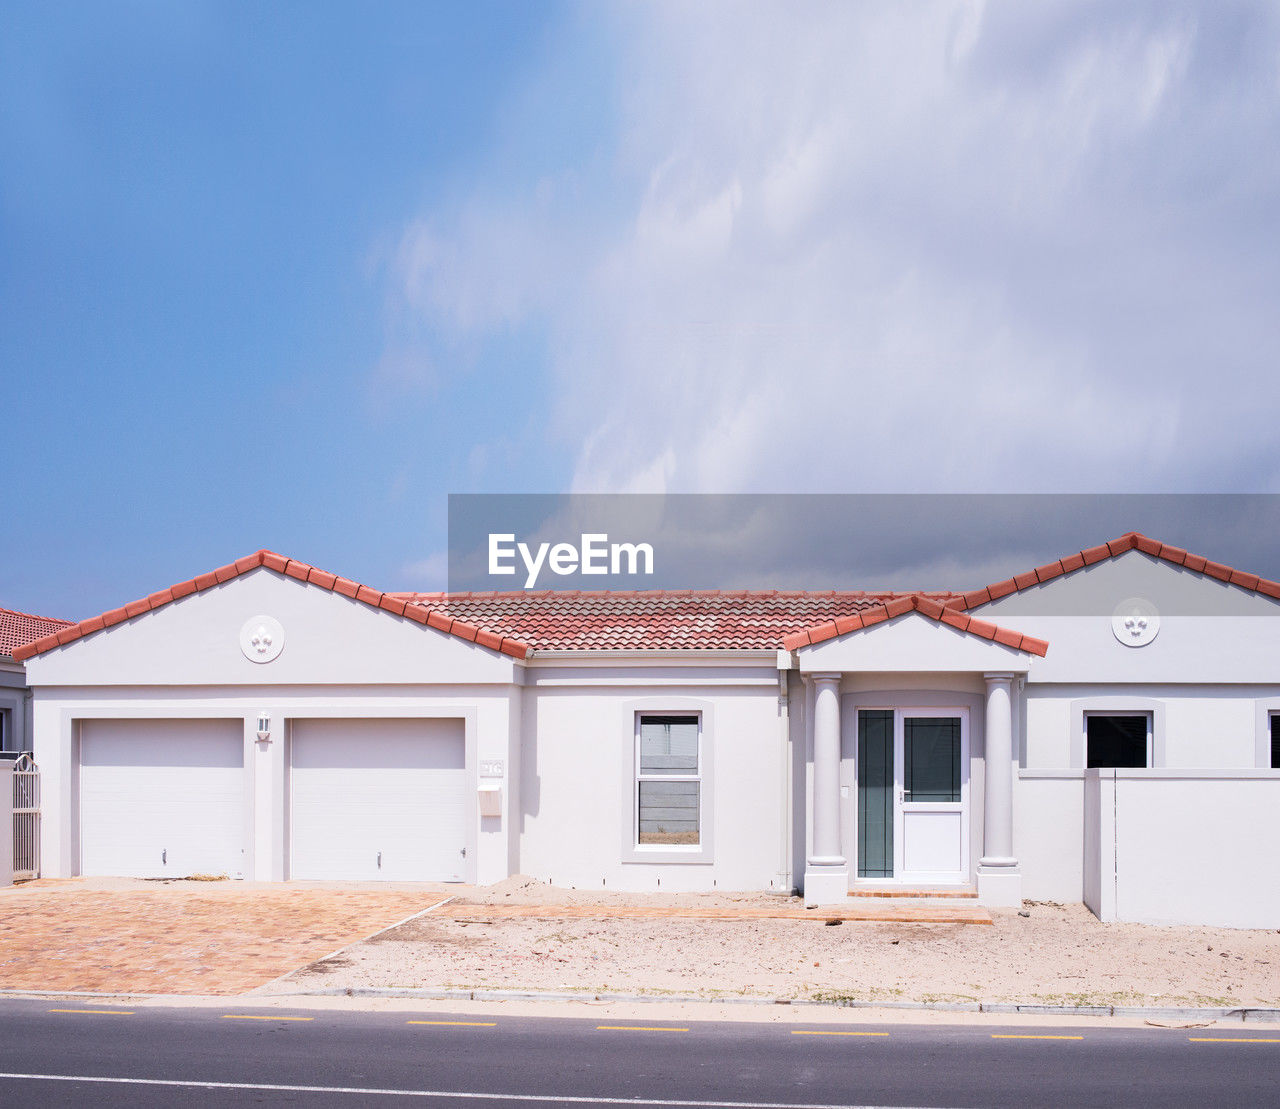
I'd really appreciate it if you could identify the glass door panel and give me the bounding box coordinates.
[856,710,894,878]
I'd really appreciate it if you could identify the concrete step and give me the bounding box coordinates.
[849,885,978,899]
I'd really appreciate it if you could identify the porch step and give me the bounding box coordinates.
[849,886,978,899]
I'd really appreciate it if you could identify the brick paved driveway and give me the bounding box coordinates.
[0,879,454,996]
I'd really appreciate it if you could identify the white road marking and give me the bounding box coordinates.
[0,1072,925,1107]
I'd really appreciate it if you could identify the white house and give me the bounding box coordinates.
[15,532,1280,928]
[2,606,74,755]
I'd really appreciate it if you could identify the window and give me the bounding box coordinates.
[904,716,962,802]
[1086,713,1150,769]
[636,714,700,846]
[1271,714,1280,770]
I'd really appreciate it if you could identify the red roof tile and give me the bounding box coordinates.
[0,606,74,658]
[392,589,959,652]
[778,594,1049,657]
[11,552,535,663]
[15,531,1268,664]
[959,532,1280,613]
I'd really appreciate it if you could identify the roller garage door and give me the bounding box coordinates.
[79,719,246,878]
[290,718,468,881]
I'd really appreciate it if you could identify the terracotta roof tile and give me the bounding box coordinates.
[765,594,1049,658]
[18,531,1269,665]
[12,551,534,663]
[392,587,960,653]
[960,532,1280,613]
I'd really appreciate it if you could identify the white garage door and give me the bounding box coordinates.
[290,718,468,881]
[79,719,246,879]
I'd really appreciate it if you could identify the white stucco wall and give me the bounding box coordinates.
[979,551,1280,684]
[1015,771,1085,902]
[1023,684,1277,770]
[24,567,517,688]
[26,570,524,883]
[33,685,520,882]
[1084,769,1280,928]
[518,663,787,892]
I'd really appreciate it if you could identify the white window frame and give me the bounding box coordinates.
[634,713,701,850]
[1083,710,1153,769]
[1070,697,1165,769]
[619,701,715,866]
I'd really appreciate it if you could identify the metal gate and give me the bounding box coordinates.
[11,753,39,880]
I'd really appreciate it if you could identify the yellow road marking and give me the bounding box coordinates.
[48,1009,133,1016]
[407,1020,497,1027]
[991,1034,1083,1041]
[596,1025,689,1033]
[791,1030,889,1037]
[1189,1037,1280,1044]
[221,1015,314,1022]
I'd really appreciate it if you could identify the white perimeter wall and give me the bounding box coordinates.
[518,665,786,892]
[1083,769,1280,928]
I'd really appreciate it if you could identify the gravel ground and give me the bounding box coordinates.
[276,877,1280,1008]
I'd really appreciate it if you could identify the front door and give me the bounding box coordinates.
[857,708,969,883]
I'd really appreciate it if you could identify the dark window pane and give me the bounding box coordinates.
[904,717,961,803]
[638,780,699,844]
[1271,715,1279,770]
[857,710,894,877]
[1086,715,1148,769]
[639,716,698,775]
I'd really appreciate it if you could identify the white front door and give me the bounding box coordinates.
[894,709,969,883]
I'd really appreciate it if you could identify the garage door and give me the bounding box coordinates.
[79,719,246,878]
[290,718,468,881]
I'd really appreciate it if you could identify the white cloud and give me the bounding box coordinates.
[383,1,1280,495]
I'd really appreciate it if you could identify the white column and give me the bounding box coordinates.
[978,672,1023,907]
[804,673,848,905]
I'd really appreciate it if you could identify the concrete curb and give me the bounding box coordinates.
[279,985,1280,1023]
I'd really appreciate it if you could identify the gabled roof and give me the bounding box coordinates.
[958,531,1280,611]
[1,606,74,659]
[16,531,1272,664]
[391,589,961,652]
[12,551,533,663]
[780,594,1050,657]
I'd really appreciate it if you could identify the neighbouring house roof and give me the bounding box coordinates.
[0,606,74,659]
[392,589,961,652]
[958,531,1280,611]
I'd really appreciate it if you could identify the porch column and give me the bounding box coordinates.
[978,672,1023,907]
[804,673,848,905]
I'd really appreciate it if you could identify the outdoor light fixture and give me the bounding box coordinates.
[256,713,271,742]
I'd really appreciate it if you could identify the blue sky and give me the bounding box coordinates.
[3,2,1280,618]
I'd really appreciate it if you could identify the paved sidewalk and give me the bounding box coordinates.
[0,880,450,995]
[444,901,994,925]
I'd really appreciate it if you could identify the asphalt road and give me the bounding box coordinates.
[0,1001,1277,1108]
